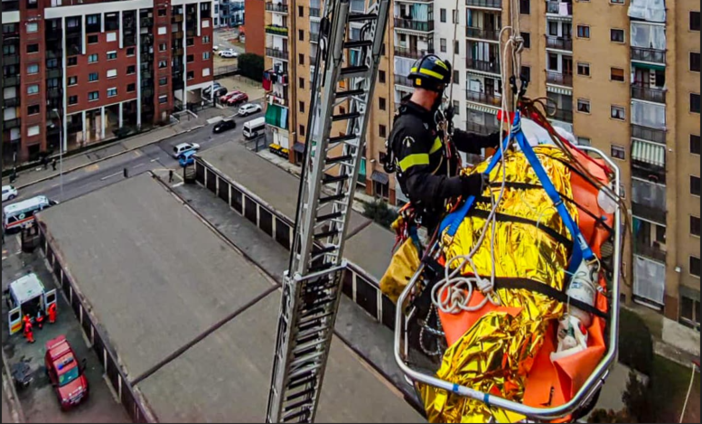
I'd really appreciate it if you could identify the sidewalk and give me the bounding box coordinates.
[3,107,225,190]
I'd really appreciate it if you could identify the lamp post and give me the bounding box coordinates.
[52,109,63,200]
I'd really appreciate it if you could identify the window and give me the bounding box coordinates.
[611,0,624,3]
[440,38,447,53]
[452,9,458,24]
[299,78,305,89]
[299,54,304,65]
[27,105,40,115]
[106,32,116,44]
[27,125,40,137]
[298,6,303,17]
[27,84,39,95]
[202,68,210,77]
[691,135,701,155]
[299,101,305,113]
[440,8,447,23]
[159,77,168,86]
[691,256,701,278]
[379,70,386,84]
[299,30,304,41]
[127,65,136,75]
[107,87,117,98]
[611,67,625,81]
[692,175,701,196]
[159,60,168,68]
[27,44,39,53]
[577,63,591,76]
[521,66,531,82]
[203,36,210,44]
[454,40,459,54]
[87,14,98,25]
[689,52,702,72]
[159,95,168,104]
[691,11,701,31]
[27,0,37,9]
[68,57,77,66]
[159,43,168,52]
[691,93,701,113]
[379,97,386,111]
[26,23,38,33]
[379,124,387,138]
[88,72,99,82]
[88,34,99,44]
[548,53,559,71]
[88,54,99,63]
[299,125,305,137]
[611,145,626,160]
[577,98,591,114]
[680,295,700,330]
[692,216,701,237]
[127,47,135,57]
[610,29,625,43]
[68,95,78,105]
[203,51,210,60]
[26,64,39,75]
[68,76,78,86]
[127,83,136,92]
[88,91,99,101]
[187,54,194,63]
[520,0,530,15]
[577,25,590,39]
[187,38,194,46]
[611,106,625,120]
[107,51,117,60]
[158,7,167,16]
[453,70,459,84]
[521,32,531,48]
[577,137,592,146]
[187,71,194,80]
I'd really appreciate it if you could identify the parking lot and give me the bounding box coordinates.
[1,235,129,423]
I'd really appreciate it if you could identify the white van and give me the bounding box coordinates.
[243,117,266,139]
[5,273,57,336]
[3,195,57,232]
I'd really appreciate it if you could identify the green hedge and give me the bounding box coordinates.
[238,53,264,82]
[362,199,398,229]
[618,308,654,375]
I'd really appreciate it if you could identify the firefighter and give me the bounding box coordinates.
[23,318,35,344]
[47,302,57,324]
[385,54,501,230]
[36,309,45,330]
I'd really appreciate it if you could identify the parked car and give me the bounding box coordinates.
[218,49,238,58]
[178,150,197,167]
[238,103,263,117]
[172,142,200,158]
[213,119,237,134]
[44,335,89,411]
[203,82,223,98]
[226,92,249,106]
[219,90,243,103]
[2,185,18,202]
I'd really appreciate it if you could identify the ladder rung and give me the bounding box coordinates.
[348,13,377,22]
[313,229,339,239]
[343,40,373,49]
[334,89,365,99]
[285,388,315,403]
[322,174,349,184]
[329,133,357,144]
[318,195,345,205]
[299,309,334,325]
[325,155,353,165]
[308,262,333,274]
[290,351,325,369]
[287,374,316,390]
[313,245,338,255]
[283,409,311,423]
[289,363,320,380]
[340,65,369,79]
[293,338,326,355]
[332,111,361,121]
[283,398,314,413]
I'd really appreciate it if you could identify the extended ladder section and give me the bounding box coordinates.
[266,0,390,422]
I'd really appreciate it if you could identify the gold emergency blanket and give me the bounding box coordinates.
[422,146,579,423]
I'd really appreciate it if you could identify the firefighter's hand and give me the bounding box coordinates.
[458,173,489,198]
[489,131,502,148]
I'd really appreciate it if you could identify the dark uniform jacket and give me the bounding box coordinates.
[389,101,500,227]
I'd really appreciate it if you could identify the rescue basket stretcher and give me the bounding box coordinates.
[391,114,624,422]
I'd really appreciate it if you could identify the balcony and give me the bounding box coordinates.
[634,241,667,263]
[265,25,289,36]
[545,35,573,51]
[47,88,62,98]
[547,1,573,16]
[266,48,289,60]
[46,68,61,79]
[631,124,666,145]
[394,18,434,32]
[465,0,502,8]
[546,71,573,87]
[394,47,434,60]
[465,58,501,74]
[3,118,20,129]
[631,84,666,104]
[2,55,19,66]
[310,32,320,43]
[309,7,321,17]
[265,2,288,13]
[632,162,666,185]
[632,202,666,225]
[551,108,573,123]
[4,76,20,86]
[466,90,501,107]
[3,97,19,108]
[630,47,666,64]
[465,27,500,41]
[466,121,501,136]
[394,74,414,87]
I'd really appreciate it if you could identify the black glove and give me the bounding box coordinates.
[489,131,502,149]
[446,173,488,199]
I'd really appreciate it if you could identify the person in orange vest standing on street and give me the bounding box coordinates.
[22,314,31,330]
[23,319,35,344]
[47,303,57,324]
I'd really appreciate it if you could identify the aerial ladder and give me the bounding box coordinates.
[266,0,390,422]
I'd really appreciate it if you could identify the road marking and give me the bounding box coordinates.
[100,171,124,181]
[172,182,184,188]
[150,158,160,162]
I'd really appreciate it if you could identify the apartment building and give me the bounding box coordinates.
[2,0,214,167]
[261,0,700,328]
[244,0,265,55]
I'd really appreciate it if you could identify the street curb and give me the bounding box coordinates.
[12,124,206,191]
[1,348,25,423]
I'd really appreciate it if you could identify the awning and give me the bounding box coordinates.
[546,85,573,96]
[265,104,288,129]
[632,139,665,167]
[466,103,499,114]
[632,62,666,72]
[371,171,389,185]
[293,142,306,153]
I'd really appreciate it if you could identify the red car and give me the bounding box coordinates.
[219,90,241,103]
[44,335,89,410]
[226,92,249,106]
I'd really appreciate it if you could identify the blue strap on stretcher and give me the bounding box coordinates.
[439,112,596,280]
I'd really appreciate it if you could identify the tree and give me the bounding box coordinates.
[618,308,654,375]
[589,371,652,423]
[237,53,264,82]
[362,199,398,228]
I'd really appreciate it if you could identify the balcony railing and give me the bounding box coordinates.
[3,97,19,108]
[545,35,573,51]
[631,84,666,104]
[547,1,573,16]
[394,74,414,87]
[310,32,320,43]
[3,118,20,129]
[551,108,573,123]
[465,0,502,8]
[172,14,184,23]
[4,76,19,86]
[466,121,501,136]
[465,27,500,41]
[265,25,289,36]
[394,18,434,32]
[465,58,501,74]
[394,47,434,60]
[46,68,61,79]
[546,71,573,87]
[309,7,321,17]
[630,47,666,64]
[634,241,667,263]
[2,55,19,66]
[632,202,666,225]
[466,90,502,107]
[632,162,666,185]
[631,124,666,144]
[265,2,288,13]
[309,55,318,67]
[266,47,289,60]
